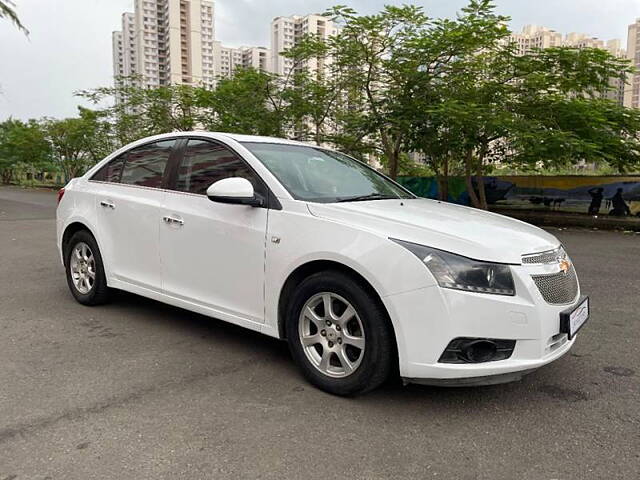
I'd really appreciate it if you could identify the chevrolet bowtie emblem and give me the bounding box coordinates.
[559,259,570,274]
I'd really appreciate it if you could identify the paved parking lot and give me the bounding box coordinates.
[0,186,638,479]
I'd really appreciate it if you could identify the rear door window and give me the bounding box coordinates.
[120,140,175,188]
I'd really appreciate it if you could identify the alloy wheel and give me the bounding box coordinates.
[298,292,365,378]
[69,242,96,294]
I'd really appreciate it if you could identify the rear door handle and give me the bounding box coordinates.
[162,215,184,226]
[100,200,115,209]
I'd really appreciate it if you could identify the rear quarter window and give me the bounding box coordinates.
[91,154,126,183]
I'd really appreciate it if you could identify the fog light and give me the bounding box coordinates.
[462,340,497,363]
[438,338,516,364]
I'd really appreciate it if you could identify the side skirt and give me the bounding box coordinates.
[108,278,265,334]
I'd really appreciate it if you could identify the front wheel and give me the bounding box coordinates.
[286,270,394,396]
[64,230,110,305]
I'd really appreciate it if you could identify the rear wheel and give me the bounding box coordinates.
[64,230,110,305]
[286,270,394,396]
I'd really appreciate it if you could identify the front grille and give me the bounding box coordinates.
[531,264,579,305]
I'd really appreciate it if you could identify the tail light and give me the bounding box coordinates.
[57,187,65,205]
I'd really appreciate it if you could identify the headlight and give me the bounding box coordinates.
[392,239,515,296]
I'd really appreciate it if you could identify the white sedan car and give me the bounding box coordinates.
[56,132,589,395]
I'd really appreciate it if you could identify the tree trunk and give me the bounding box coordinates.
[475,157,488,210]
[464,148,481,208]
[380,130,400,180]
[388,152,399,180]
[1,169,13,184]
[385,141,399,180]
[382,142,399,180]
[440,155,449,201]
[434,169,442,200]
[61,162,73,184]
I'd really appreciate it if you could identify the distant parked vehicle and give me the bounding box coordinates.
[56,132,589,395]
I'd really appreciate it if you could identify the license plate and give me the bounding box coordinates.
[560,296,589,340]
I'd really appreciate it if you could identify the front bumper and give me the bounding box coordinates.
[405,368,539,387]
[383,263,582,383]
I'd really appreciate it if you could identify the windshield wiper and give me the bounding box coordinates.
[337,193,398,203]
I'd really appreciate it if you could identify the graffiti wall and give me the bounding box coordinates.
[397,176,640,218]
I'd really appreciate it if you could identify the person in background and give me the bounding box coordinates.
[587,187,604,215]
[608,188,631,216]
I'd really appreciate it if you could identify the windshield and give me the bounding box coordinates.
[241,142,414,203]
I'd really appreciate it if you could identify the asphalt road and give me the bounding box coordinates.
[0,186,638,480]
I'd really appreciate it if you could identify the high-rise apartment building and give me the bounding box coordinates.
[112,13,138,83]
[624,19,640,109]
[112,0,215,89]
[508,25,624,55]
[508,25,626,105]
[212,42,270,81]
[270,14,338,76]
[212,42,243,80]
[507,25,563,55]
[596,39,627,105]
[242,46,271,72]
[112,31,125,78]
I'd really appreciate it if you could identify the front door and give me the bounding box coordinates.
[159,138,268,325]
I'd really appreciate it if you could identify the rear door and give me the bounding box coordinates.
[93,139,177,292]
[159,138,269,325]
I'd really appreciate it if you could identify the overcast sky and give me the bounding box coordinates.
[1,0,639,121]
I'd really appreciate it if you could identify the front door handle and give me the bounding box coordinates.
[100,200,115,209]
[162,215,184,226]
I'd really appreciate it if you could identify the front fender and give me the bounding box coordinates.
[262,201,436,372]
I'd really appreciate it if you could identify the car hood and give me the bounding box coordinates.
[307,198,560,264]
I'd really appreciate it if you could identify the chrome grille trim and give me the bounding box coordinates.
[546,333,568,354]
[522,246,565,265]
[531,264,579,305]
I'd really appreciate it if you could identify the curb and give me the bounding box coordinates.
[491,208,640,232]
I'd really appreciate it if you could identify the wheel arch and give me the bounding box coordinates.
[61,220,102,267]
[277,260,399,357]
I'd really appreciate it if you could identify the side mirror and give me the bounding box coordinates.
[206,177,263,207]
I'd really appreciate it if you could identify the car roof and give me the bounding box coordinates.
[143,131,312,147]
[218,133,310,146]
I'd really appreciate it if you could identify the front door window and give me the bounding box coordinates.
[174,139,265,198]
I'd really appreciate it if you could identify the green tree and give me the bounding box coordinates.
[0,118,50,184]
[409,16,636,208]
[199,69,287,136]
[509,96,640,173]
[80,71,289,140]
[278,69,339,145]
[506,48,638,175]
[1,0,28,34]
[71,0,640,202]
[414,41,521,209]
[321,5,433,179]
[76,106,119,163]
[78,80,201,144]
[275,35,341,145]
[45,117,95,182]
[405,0,511,200]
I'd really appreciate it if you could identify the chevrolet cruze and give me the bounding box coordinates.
[56,132,589,395]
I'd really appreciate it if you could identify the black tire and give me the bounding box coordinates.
[64,230,111,306]
[285,270,394,396]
